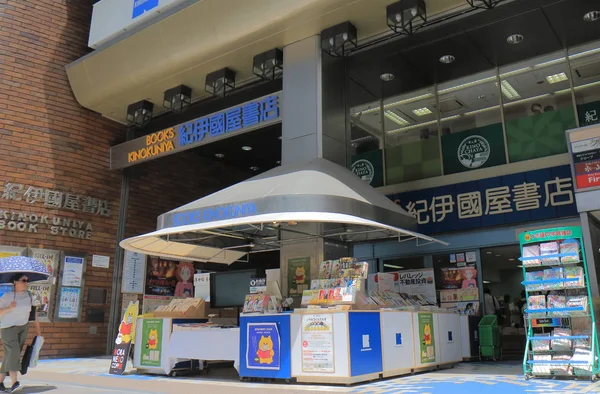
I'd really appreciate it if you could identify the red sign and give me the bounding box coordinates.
[576,172,600,189]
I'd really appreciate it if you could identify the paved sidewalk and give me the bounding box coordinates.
[14,358,600,393]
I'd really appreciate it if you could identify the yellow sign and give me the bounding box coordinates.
[127,128,175,163]
[0,252,18,258]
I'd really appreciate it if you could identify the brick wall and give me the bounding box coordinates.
[0,0,123,358]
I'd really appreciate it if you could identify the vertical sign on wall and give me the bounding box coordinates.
[122,251,146,294]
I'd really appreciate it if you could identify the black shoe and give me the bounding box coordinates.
[9,381,20,393]
[0,382,5,392]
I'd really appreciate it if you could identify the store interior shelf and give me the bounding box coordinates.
[526,307,586,314]
[520,253,579,261]
[526,360,590,365]
[521,278,580,286]
[529,335,589,340]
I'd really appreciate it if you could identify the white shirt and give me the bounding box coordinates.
[484,293,499,315]
[0,291,32,328]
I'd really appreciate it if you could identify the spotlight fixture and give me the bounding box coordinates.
[466,0,505,9]
[126,100,153,127]
[250,166,260,171]
[215,153,225,158]
[506,34,524,45]
[386,0,427,35]
[546,72,568,84]
[163,84,192,113]
[241,146,253,151]
[253,48,283,81]
[380,73,395,82]
[321,21,357,57]
[205,67,236,97]
[439,55,455,64]
[413,107,432,116]
[584,11,600,22]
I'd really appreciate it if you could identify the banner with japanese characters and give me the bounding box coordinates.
[389,165,577,234]
[395,269,436,304]
[567,124,600,192]
[577,101,600,128]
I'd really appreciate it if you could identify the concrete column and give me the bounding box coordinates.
[279,35,348,299]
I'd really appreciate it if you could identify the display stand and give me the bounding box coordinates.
[238,313,292,382]
[520,226,600,380]
[291,310,382,385]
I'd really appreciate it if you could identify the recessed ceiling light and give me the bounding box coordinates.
[508,258,515,261]
[495,254,501,257]
[214,153,225,158]
[384,264,403,269]
[439,55,455,64]
[413,107,433,116]
[517,265,524,268]
[241,146,252,151]
[249,166,260,171]
[499,80,521,100]
[483,280,491,284]
[506,34,524,45]
[478,95,486,99]
[384,110,410,126]
[546,72,568,84]
[486,252,492,255]
[584,11,600,22]
[276,160,281,164]
[380,73,395,82]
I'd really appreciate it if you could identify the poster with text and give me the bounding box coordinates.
[301,314,334,373]
[62,256,84,287]
[394,269,436,304]
[30,248,59,283]
[246,323,281,370]
[140,319,163,367]
[29,283,52,321]
[122,251,146,294]
[145,257,198,297]
[57,287,81,319]
[287,257,310,296]
[440,266,478,290]
[194,273,210,301]
[418,313,436,364]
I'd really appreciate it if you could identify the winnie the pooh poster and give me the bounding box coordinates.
[140,319,163,367]
[247,323,280,370]
[287,257,311,295]
[418,313,436,364]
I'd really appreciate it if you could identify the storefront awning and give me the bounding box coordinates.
[120,159,447,263]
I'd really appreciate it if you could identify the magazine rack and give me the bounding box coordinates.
[519,226,600,380]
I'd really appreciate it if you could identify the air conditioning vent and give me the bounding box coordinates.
[436,98,464,113]
[575,62,600,79]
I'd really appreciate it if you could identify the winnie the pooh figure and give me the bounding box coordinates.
[256,335,275,364]
[423,324,432,346]
[295,267,306,285]
[147,329,159,350]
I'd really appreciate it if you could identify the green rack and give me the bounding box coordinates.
[479,315,501,360]
[519,226,600,381]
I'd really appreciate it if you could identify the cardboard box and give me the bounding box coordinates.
[152,298,206,318]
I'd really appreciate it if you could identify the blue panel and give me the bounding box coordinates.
[132,0,159,19]
[348,312,383,377]
[388,165,577,235]
[239,315,292,379]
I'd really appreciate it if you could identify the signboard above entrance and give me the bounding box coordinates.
[110,92,282,170]
[389,165,577,234]
[567,124,600,192]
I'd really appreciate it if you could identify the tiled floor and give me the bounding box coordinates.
[26,358,600,394]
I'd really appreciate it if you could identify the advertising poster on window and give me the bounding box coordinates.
[140,319,163,367]
[301,314,334,373]
[57,287,81,319]
[145,257,197,298]
[30,248,59,282]
[394,269,436,304]
[62,256,84,287]
[246,323,280,370]
[418,313,436,364]
[287,257,310,296]
[29,283,52,321]
[439,265,479,309]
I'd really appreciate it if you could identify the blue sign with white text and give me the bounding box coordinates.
[132,0,159,19]
[246,323,280,370]
[171,202,257,227]
[389,165,577,234]
[178,95,280,147]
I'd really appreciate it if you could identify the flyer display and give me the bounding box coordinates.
[140,319,164,367]
[520,226,600,380]
[29,283,52,321]
[62,256,84,287]
[57,287,81,319]
[30,248,59,282]
[301,314,334,373]
[246,323,281,370]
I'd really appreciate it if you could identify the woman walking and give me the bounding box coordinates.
[0,273,42,393]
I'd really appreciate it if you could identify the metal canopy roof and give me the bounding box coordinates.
[120,158,447,263]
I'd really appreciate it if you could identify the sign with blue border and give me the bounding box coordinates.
[110,92,282,170]
[246,323,280,370]
[388,165,577,234]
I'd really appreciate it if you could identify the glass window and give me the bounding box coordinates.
[568,41,600,128]
[382,87,442,184]
[437,70,505,175]
[382,256,425,272]
[500,51,576,163]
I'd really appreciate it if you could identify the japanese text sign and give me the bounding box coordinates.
[388,165,577,234]
[110,92,282,169]
[567,125,600,192]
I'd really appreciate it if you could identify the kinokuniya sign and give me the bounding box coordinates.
[0,209,94,239]
[110,92,282,170]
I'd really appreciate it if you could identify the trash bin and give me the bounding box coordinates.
[479,315,501,360]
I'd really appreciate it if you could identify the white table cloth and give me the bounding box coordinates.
[169,327,240,372]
